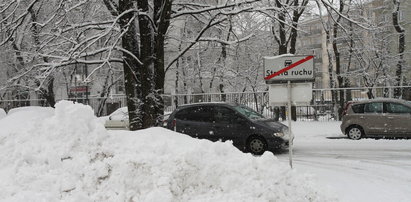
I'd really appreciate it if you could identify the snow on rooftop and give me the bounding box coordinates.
[0,101,335,201]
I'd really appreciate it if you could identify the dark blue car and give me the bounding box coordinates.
[166,103,289,155]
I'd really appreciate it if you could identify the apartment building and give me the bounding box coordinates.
[296,0,411,90]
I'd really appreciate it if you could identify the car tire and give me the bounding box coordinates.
[247,136,267,155]
[347,125,364,140]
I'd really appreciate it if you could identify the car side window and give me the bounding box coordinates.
[179,106,213,122]
[364,102,383,113]
[352,104,365,113]
[385,102,411,114]
[174,108,190,120]
[214,106,237,124]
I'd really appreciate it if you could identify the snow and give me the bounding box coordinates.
[1,101,410,202]
[0,108,5,120]
[7,106,53,115]
[0,101,335,202]
[278,121,411,202]
[263,54,295,60]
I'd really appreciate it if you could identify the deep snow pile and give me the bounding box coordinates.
[0,101,336,202]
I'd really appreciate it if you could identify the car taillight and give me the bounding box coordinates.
[342,109,348,116]
[342,102,353,116]
[172,119,176,131]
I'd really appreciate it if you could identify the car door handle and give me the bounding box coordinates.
[387,117,394,119]
[360,116,364,119]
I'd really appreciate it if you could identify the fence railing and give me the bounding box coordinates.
[1,86,411,121]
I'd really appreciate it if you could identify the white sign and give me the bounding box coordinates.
[268,83,313,105]
[264,55,314,83]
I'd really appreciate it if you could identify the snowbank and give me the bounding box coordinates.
[0,101,336,202]
[7,106,53,115]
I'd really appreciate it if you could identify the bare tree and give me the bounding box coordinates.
[0,0,264,130]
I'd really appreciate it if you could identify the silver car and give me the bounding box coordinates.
[104,107,129,129]
[341,98,411,140]
[103,107,171,130]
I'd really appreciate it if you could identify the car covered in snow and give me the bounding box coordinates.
[103,107,170,130]
[165,102,289,155]
[103,107,129,129]
[341,98,411,140]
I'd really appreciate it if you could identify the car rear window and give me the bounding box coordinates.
[386,102,411,114]
[351,104,364,113]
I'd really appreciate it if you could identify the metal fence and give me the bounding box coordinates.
[1,86,411,121]
[163,91,329,121]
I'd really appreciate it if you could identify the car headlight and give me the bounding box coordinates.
[273,132,285,137]
[273,128,290,140]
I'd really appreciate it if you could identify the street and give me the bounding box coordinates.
[277,122,411,202]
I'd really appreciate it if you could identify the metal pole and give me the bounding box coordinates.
[287,81,294,168]
[174,119,177,132]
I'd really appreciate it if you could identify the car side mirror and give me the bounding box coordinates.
[109,116,112,120]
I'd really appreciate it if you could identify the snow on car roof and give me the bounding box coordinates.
[178,102,239,107]
[353,98,409,104]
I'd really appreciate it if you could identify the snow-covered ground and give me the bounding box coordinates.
[0,101,334,202]
[278,122,411,202]
[0,101,410,202]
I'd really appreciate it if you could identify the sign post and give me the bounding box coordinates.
[287,81,294,168]
[264,55,314,168]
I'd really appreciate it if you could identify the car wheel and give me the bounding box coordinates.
[347,126,364,140]
[247,136,267,155]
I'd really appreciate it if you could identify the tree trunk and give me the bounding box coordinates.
[118,0,141,130]
[153,0,172,125]
[289,0,308,54]
[392,0,405,98]
[136,0,156,128]
[333,1,344,120]
[96,70,116,116]
[29,5,56,107]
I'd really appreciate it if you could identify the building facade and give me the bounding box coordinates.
[296,0,411,91]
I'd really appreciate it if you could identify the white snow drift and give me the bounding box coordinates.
[0,101,335,202]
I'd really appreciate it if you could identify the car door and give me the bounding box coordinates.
[212,106,251,144]
[384,102,411,136]
[362,102,387,135]
[174,106,214,139]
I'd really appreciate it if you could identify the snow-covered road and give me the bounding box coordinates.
[277,122,411,202]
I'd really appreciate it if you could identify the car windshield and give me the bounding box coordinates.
[109,107,128,120]
[233,105,266,120]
